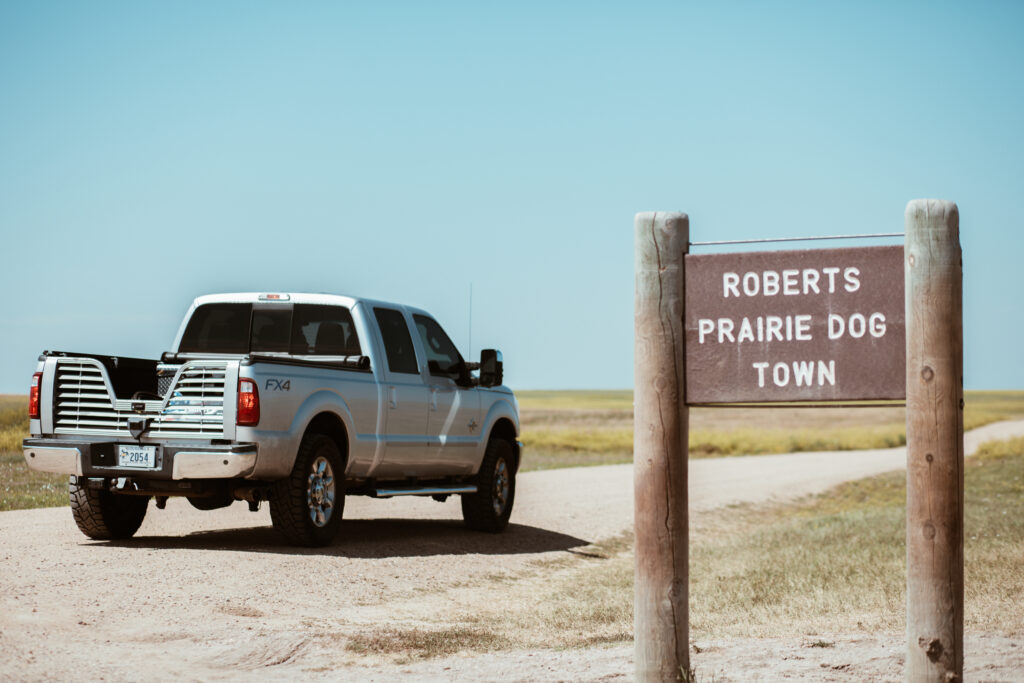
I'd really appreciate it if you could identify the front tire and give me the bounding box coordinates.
[270,433,345,547]
[462,438,516,532]
[69,478,149,540]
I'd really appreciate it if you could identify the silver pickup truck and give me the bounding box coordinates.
[23,292,521,546]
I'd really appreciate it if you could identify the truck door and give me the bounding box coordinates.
[412,314,482,476]
[371,307,431,477]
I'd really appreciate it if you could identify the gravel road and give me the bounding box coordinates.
[2,420,1022,682]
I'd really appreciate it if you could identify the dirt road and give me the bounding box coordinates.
[2,420,1022,681]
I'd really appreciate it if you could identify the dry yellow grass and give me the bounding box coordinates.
[5,388,1020,658]
[342,438,1024,661]
[4,391,1023,508]
[0,395,67,510]
[519,390,1024,470]
[0,395,28,452]
[342,532,636,661]
[689,437,1024,638]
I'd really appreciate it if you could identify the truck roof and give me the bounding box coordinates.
[189,292,433,317]
[172,292,438,356]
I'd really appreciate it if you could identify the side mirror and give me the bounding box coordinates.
[479,349,503,387]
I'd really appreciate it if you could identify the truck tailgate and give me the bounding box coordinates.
[44,357,238,440]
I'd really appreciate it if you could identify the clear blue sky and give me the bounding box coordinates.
[1,1,1022,393]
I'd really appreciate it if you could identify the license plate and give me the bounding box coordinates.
[117,444,157,469]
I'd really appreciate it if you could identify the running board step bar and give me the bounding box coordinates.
[374,485,477,498]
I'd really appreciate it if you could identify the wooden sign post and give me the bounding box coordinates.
[904,199,963,681]
[633,212,690,681]
[633,199,963,682]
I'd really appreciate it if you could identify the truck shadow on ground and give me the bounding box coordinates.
[99,519,591,558]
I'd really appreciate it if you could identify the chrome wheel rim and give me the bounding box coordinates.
[306,455,335,528]
[491,457,510,516]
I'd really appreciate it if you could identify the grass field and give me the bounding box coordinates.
[3,391,1024,510]
[692,435,1024,637]
[3,390,1022,658]
[0,395,67,511]
[347,437,1024,660]
[0,395,28,451]
[519,389,1024,470]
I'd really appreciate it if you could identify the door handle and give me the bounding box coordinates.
[388,386,397,409]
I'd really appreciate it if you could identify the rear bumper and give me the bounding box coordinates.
[22,438,258,481]
[23,444,83,476]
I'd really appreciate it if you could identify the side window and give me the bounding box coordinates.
[413,315,462,375]
[251,307,292,352]
[373,308,419,374]
[291,305,362,356]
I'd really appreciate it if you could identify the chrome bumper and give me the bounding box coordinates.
[171,451,257,480]
[22,438,258,481]
[23,445,83,476]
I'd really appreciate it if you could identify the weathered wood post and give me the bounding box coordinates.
[904,199,963,682]
[634,211,689,681]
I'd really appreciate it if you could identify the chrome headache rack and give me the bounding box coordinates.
[52,358,230,438]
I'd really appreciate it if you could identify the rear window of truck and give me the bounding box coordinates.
[179,303,252,353]
[179,303,361,355]
[291,304,361,356]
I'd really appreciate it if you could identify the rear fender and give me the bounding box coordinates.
[243,390,358,479]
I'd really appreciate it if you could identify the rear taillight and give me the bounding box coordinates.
[237,378,260,426]
[29,372,42,419]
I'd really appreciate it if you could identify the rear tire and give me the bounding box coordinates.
[462,438,515,532]
[69,478,149,540]
[270,433,345,547]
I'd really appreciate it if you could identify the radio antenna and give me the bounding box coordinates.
[468,282,473,357]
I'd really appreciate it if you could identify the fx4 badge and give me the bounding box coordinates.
[467,418,478,433]
[266,378,291,391]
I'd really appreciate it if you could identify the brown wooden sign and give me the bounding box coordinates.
[684,245,905,403]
